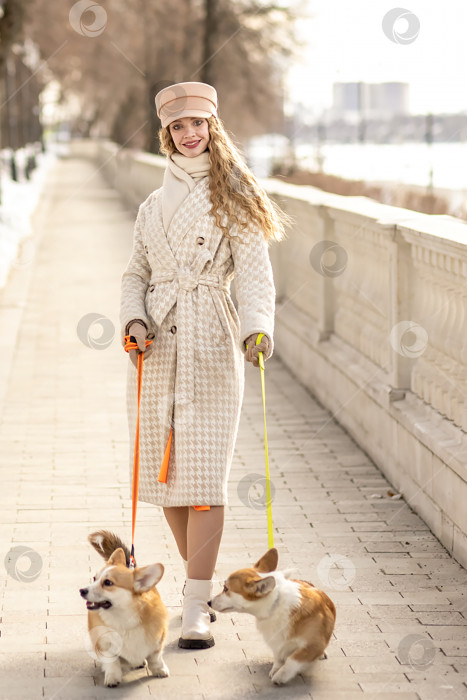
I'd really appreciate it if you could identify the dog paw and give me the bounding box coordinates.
[271,675,285,686]
[103,659,122,687]
[149,661,169,678]
[271,667,292,685]
[269,663,281,679]
[319,652,328,660]
[104,676,121,688]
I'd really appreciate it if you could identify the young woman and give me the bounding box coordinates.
[120,82,288,649]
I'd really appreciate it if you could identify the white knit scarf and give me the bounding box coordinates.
[161,150,210,232]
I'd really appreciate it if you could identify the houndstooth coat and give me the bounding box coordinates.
[120,177,275,506]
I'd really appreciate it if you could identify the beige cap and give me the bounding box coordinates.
[155,82,218,128]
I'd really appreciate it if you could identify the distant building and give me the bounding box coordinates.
[332,82,409,120]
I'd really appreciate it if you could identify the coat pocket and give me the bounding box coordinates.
[206,289,229,348]
[196,288,236,349]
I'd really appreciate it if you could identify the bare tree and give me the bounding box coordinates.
[0,0,31,69]
[0,1,41,190]
[21,0,300,152]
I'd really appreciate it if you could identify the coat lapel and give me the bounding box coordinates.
[150,194,179,269]
[166,178,212,255]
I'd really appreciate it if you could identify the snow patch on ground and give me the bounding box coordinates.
[0,147,57,290]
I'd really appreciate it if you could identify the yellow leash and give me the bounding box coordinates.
[250,333,274,548]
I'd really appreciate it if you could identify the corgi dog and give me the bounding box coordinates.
[210,548,336,685]
[79,530,169,687]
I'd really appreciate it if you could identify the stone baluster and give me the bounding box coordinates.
[332,217,390,370]
[409,245,442,408]
[442,262,467,427]
[406,237,467,427]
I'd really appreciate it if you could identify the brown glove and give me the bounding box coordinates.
[244,333,271,367]
[128,321,153,368]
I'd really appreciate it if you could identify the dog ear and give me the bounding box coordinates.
[133,563,165,592]
[107,548,126,566]
[253,548,278,573]
[248,575,276,597]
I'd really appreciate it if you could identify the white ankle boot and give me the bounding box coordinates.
[181,558,216,623]
[178,578,215,649]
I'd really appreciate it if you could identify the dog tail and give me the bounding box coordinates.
[88,530,134,568]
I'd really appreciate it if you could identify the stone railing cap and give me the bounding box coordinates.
[262,177,467,247]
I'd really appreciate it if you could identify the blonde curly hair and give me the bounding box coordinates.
[158,116,289,243]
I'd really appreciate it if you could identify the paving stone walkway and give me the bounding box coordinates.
[0,154,466,700]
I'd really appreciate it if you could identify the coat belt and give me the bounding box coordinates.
[148,251,229,404]
[151,270,228,293]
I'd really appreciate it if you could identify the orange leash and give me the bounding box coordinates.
[124,334,154,567]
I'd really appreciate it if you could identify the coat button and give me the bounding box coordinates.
[145,245,149,253]
[196,237,205,245]
[149,285,155,292]
[170,325,177,334]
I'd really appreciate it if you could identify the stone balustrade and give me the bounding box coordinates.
[91,139,467,567]
[266,181,467,567]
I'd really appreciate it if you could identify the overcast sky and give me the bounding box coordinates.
[287,0,467,116]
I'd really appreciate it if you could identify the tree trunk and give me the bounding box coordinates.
[200,0,217,85]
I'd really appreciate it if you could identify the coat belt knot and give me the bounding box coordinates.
[148,248,217,406]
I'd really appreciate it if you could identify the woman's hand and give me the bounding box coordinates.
[244,334,271,367]
[128,321,153,368]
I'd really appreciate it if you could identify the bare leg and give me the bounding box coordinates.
[186,506,224,580]
[163,507,189,560]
